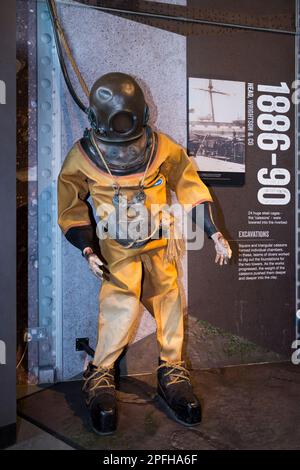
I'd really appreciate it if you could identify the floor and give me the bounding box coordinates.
[7,361,300,450]
[6,384,73,450]
[7,418,73,450]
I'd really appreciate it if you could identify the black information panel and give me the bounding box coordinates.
[188,0,296,355]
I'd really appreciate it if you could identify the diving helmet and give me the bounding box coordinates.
[88,72,149,143]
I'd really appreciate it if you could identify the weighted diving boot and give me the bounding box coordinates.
[82,362,117,435]
[157,359,202,426]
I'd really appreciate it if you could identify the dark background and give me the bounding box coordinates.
[0,0,16,448]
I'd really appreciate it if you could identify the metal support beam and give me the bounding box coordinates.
[37,0,62,381]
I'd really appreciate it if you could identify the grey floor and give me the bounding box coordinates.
[7,361,300,450]
[7,384,73,450]
[7,418,73,450]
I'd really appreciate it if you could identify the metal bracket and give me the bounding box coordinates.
[76,337,95,357]
[25,327,48,342]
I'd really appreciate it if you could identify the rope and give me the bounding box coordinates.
[82,367,115,392]
[90,131,160,248]
[139,139,154,189]
[16,342,28,370]
[49,0,90,98]
[157,361,191,386]
[90,131,119,189]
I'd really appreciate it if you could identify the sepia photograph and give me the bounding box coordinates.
[188,78,246,174]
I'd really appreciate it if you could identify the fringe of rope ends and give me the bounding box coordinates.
[164,220,185,265]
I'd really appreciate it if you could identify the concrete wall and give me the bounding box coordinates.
[57,0,187,379]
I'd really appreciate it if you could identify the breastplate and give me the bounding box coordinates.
[80,127,156,176]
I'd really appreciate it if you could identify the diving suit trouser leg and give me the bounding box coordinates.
[93,256,143,368]
[140,248,184,363]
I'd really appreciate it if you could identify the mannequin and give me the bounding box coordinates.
[58,72,232,435]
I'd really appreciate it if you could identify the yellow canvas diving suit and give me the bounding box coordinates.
[58,131,212,367]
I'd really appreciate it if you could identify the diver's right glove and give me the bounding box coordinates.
[83,247,104,279]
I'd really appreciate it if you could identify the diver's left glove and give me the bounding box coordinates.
[211,232,232,266]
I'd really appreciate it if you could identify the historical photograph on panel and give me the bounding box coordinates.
[188,78,246,185]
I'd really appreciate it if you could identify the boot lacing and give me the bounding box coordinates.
[82,367,115,392]
[157,361,191,386]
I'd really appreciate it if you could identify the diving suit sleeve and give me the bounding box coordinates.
[161,144,213,208]
[64,223,99,253]
[57,146,98,253]
[191,202,219,238]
